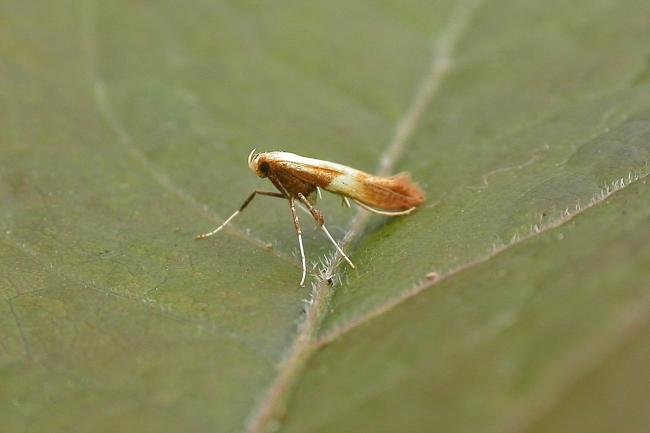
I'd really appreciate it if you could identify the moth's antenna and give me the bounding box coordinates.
[353,199,415,216]
[247,148,257,168]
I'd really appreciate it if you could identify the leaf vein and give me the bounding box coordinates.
[79,0,296,266]
[1,236,273,360]
[316,164,650,348]
[6,298,32,359]
[243,0,483,431]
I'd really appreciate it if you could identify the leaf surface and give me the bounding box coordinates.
[1,0,649,432]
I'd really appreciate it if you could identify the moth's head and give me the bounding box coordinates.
[247,149,271,178]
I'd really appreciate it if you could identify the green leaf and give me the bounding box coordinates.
[1,1,649,433]
[282,179,650,433]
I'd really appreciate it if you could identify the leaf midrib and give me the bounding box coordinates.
[244,0,484,431]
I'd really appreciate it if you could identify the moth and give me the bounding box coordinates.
[197,150,425,285]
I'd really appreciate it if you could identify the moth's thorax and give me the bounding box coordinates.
[248,151,316,179]
[248,151,327,197]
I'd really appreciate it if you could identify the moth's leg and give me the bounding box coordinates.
[289,197,307,286]
[341,196,351,208]
[296,193,324,226]
[297,193,356,270]
[196,190,285,239]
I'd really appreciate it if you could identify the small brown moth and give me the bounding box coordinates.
[196,150,425,285]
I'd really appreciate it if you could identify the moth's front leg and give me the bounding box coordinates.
[288,196,307,286]
[195,190,284,240]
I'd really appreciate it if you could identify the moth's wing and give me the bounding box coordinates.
[270,155,425,212]
[279,160,345,190]
[270,164,320,198]
[324,170,425,212]
[354,172,425,211]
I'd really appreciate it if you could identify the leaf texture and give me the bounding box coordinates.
[1,0,649,432]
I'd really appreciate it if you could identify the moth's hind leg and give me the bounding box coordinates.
[296,193,355,270]
[296,193,324,226]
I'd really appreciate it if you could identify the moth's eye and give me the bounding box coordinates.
[259,161,270,176]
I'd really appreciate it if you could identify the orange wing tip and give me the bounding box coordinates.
[385,172,426,207]
[354,171,425,213]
